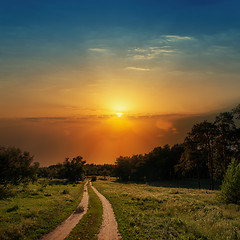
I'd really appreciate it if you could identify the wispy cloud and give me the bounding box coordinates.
[88,48,108,52]
[164,35,193,41]
[126,66,151,71]
[127,35,193,61]
[130,46,176,60]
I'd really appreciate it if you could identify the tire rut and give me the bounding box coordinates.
[42,181,89,240]
[90,182,121,240]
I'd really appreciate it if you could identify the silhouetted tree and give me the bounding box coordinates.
[60,156,86,182]
[214,112,237,180]
[129,154,145,181]
[0,146,38,188]
[232,104,240,158]
[186,121,217,190]
[115,145,183,182]
[115,156,131,181]
[176,137,208,189]
[145,145,170,181]
[233,104,240,119]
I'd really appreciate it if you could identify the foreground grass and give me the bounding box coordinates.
[66,184,103,240]
[0,179,84,240]
[94,180,240,240]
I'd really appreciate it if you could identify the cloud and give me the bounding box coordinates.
[127,35,194,61]
[129,45,177,60]
[164,35,193,41]
[88,48,108,52]
[126,66,151,71]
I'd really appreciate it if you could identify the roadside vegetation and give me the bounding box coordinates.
[0,179,84,240]
[94,180,240,240]
[66,184,103,240]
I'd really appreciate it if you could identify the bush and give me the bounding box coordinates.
[91,176,97,182]
[220,159,240,204]
[7,204,19,212]
[0,146,39,187]
[62,189,69,194]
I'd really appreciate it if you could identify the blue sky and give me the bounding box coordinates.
[1,0,240,117]
[1,0,240,164]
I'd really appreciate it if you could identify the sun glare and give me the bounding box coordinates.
[116,112,123,117]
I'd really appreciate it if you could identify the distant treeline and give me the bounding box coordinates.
[1,104,239,191]
[115,104,240,190]
[38,161,115,181]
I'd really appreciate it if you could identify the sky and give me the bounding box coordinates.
[0,0,240,166]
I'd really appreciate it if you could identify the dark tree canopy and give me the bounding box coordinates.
[0,146,38,187]
[60,156,86,182]
[115,144,184,182]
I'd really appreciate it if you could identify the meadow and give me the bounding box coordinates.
[1,178,240,240]
[94,180,240,240]
[0,179,84,240]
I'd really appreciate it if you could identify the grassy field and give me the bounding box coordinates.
[66,184,103,240]
[0,179,84,240]
[94,180,240,240]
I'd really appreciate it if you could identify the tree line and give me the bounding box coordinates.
[38,161,115,181]
[115,104,240,190]
[0,149,115,195]
[1,104,239,193]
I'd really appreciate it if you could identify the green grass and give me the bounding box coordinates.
[66,184,103,240]
[0,179,84,240]
[94,180,240,240]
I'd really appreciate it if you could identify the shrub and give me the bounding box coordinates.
[62,189,69,194]
[220,158,240,204]
[91,176,97,182]
[7,204,19,212]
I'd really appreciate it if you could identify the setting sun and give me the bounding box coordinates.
[116,112,123,117]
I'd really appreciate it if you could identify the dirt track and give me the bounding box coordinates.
[42,181,89,240]
[91,183,121,240]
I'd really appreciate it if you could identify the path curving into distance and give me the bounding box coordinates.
[42,181,89,240]
[90,182,122,240]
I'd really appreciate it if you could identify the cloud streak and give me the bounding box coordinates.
[164,35,193,41]
[88,48,109,52]
[126,66,151,71]
[127,35,193,61]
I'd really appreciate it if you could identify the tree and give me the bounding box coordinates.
[61,156,86,182]
[220,158,240,204]
[214,112,237,180]
[176,137,207,189]
[0,146,38,188]
[186,121,217,190]
[232,104,240,119]
[115,156,131,181]
[232,104,240,159]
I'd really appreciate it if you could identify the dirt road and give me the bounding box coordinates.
[42,181,89,240]
[91,183,121,240]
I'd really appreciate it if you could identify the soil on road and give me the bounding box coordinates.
[91,183,121,240]
[42,181,89,240]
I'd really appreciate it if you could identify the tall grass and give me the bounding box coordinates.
[0,179,84,240]
[94,180,240,240]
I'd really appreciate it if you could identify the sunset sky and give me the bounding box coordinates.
[1,0,240,166]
